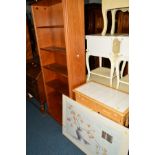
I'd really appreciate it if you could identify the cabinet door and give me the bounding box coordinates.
[63,95,129,155]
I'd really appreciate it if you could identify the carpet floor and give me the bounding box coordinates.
[26,98,84,155]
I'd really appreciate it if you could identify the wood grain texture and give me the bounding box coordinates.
[31,0,86,124]
[116,10,129,34]
[74,89,128,126]
[63,0,86,98]
[74,82,129,126]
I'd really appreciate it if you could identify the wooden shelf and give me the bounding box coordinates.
[44,63,68,77]
[40,46,66,54]
[37,25,64,28]
[46,79,69,95]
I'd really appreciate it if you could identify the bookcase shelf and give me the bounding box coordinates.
[46,79,68,95]
[37,25,64,28]
[44,63,68,77]
[40,46,66,53]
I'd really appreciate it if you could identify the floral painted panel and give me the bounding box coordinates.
[62,95,129,155]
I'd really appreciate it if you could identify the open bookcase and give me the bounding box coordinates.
[31,0,86,124]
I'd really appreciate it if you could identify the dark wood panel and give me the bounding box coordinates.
[116,11,129,34]
[26,60,46,112]
[85,3,104,34]
[26,61,41,79]
[26,21,33,60]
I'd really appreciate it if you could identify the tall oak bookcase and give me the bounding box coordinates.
[31,0,86,124]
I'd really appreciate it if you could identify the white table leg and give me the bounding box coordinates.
[86,52,91,81]
[111,9,117,35]
[101,10,108,35]
[116,61,120,89]
[121,61,127,78]
[110,61,115,87]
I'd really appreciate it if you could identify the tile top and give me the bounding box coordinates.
[74,82,129,113]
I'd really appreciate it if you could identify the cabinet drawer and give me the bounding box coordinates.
[75,93,96,111]
[75,92,128,126]
[96,103,122,124]
[74,82,129,126]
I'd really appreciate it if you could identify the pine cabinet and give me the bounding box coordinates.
[31,0,86,124]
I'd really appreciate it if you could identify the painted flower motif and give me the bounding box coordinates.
[77,114,80,117]
[87,124,91,128]
[89,135,94,139]
[103,148,107,155]
[67,117,71,121]
[67,105,72,109]
[71,111,75,115]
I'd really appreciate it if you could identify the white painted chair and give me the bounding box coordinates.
[101,0,129,35]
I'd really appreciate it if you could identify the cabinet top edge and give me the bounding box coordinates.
[31,0,62,7]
